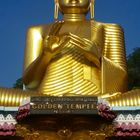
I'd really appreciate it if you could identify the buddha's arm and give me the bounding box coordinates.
[23,33,70,89]
[23,25,58,89]
[23,26,48,89]
[23,22,67,89]
[103,24,127,71]
[101,24,128,93]
[23,51,52,89]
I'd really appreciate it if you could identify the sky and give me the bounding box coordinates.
[0,0,140,87]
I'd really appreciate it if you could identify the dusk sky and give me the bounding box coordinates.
[0,0,140,87]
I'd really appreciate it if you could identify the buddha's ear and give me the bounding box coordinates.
[90,0,95,19]
[54,0,59,21]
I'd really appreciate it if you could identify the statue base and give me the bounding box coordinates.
[15,96,114,140]
[16,114,114,140]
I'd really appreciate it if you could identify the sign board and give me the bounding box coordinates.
[30,96,98,114]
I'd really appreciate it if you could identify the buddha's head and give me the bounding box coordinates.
[58,0,91,15]
[54,0,94,20]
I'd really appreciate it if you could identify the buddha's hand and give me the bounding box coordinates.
[68,33,100,57]
[43,35,70,55]
[67,33,101,67]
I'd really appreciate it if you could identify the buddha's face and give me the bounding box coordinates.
[58,0,91,14]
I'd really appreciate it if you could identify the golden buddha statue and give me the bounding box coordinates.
[23,0,127,96]
[0,0,139,107]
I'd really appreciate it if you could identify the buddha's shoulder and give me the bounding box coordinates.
[90,20,123,30]
[26,22,54,34]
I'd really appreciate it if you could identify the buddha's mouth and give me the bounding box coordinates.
[69,0,80,4]
[58,0,90,7]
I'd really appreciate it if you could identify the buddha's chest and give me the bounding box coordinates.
[59,21,92,41]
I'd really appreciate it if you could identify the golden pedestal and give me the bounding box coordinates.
[16,114,114,140]
[13,96,114,140]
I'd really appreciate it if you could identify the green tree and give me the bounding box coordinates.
[127,47,140,90]
[13,78,23,89]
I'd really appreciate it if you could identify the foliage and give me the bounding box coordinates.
[127,48,140,90]
[13,78,23,89]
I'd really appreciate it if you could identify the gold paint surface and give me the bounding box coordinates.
[107,89,140,106]
[0,88,39,106]
[0,0,139,107]
[23,19,127,97]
